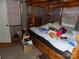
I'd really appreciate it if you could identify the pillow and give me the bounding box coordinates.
[40,23,49,29]
[40,22,60,30]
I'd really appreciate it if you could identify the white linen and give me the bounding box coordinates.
[30,27,79,53]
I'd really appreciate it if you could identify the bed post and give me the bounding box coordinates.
[71,45,79,59]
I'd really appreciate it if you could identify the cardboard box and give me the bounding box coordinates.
[22,40,33,53]
[0,56,1,59]
[21,34,33,53]
[24,44,33,53]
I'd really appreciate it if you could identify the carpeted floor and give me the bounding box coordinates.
[0,44,42,59]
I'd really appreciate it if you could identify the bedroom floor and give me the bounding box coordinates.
[0,44,42,59]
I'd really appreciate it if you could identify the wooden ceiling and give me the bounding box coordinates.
[27,0,79,8]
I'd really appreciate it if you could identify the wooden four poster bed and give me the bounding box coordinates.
[26,0,79,59]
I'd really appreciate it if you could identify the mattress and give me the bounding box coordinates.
[29,23,79,59]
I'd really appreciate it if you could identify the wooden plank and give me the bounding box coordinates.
[27,0,79,8]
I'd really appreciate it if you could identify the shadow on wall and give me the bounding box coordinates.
[9,1,27,37]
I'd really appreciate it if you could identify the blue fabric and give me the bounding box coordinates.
[63,38,76,47]
[39,28,48,33]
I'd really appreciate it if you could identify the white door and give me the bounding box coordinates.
[0,0,11,43]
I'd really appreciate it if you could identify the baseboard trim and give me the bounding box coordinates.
[0,38,21,48]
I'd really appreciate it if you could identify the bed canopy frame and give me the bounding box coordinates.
[26,0,79,28]
[26,0,79,59]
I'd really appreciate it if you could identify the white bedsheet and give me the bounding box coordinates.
[30,27,79,53]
